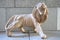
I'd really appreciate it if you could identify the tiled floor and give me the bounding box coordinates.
[0,31,60,40]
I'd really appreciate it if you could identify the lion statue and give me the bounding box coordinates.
[5,2,48,39]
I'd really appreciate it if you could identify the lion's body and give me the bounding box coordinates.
[6,14,35,31]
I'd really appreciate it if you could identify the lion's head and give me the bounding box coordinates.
[32,2,48,23]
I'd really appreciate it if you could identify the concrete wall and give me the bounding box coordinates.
[0,0,59,31]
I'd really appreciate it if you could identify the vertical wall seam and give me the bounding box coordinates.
[14,0,16,8]
[56,8,58,30]
[5,8,7,23]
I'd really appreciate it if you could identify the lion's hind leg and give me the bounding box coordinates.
[6,25,17,37]
[6,28,12,37]
[6,21,23,37]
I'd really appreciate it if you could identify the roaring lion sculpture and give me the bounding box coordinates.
[5,2,48,39]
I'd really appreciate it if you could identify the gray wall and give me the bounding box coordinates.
[0,0,59,31]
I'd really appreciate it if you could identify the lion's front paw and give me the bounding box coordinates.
[7,35,12,37]
[41,34,47,39]
[21,28,26,33]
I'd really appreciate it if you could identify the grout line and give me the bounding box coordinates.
[0,7,34,8]
[28,31,30,40]
[5,8,7,22]
[14,0,16,8]
[0,30,60,32]
[0,7,58,8]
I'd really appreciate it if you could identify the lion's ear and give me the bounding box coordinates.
[32,7,37,14]
[32,7,37,19]
[41,3,46,9]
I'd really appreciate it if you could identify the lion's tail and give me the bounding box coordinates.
[5,16,15,30]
